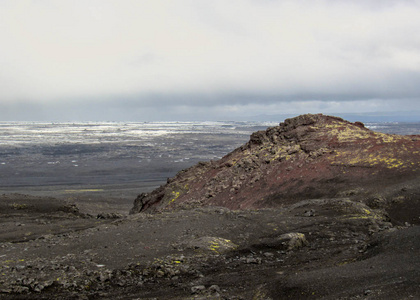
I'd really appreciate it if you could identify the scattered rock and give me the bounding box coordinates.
[191,285,206,294]
[96,213,122,219]
[303,209,315,217]
[209,285,220,294]
[364,289,372,295]
[256,232,308,251]
[278,233,309,250]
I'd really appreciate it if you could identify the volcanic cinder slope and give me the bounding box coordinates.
[131,114,420,221]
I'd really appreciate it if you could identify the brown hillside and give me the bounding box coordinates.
[130,114,420,214]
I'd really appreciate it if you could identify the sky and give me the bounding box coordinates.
[1,0,420,122]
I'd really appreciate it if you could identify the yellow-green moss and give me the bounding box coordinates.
[324,123,372,142]
[9,203,28,210]
[331,149,408,169]
[205,237,237,254]
[169,191,180,203]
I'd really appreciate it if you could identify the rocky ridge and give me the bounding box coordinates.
[131,114,420,219]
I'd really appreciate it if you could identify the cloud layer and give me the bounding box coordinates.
[1,0,420,120]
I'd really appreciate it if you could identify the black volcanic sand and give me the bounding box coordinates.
[1,193,419,299]
[0,182,159,216]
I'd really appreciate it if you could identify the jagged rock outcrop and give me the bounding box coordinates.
[130,114,420,214]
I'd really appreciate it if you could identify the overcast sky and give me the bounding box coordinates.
[1,0,420,121]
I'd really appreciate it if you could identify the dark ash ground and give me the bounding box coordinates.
[1,190,419,299]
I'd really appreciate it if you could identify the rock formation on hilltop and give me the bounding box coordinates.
[131,114,420,217]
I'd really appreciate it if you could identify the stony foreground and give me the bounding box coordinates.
[0,193,419,299]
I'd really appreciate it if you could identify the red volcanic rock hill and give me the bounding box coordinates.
[130,114,420,215]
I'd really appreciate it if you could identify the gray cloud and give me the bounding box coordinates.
[2,98,419,122]
[0,0,419,120]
